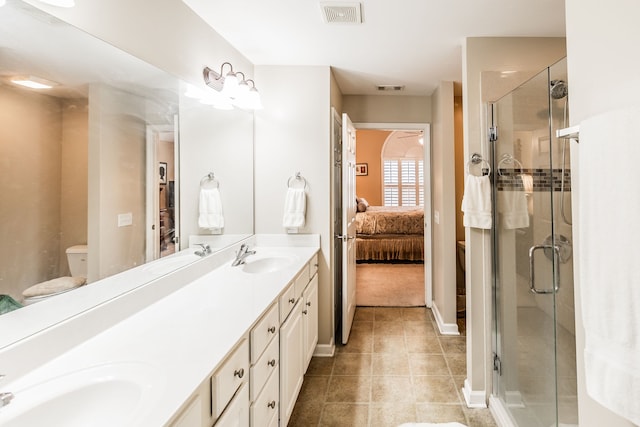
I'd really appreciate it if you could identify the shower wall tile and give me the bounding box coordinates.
[496,168,571,192]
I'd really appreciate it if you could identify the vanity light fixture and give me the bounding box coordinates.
[203,64,263,110]
[10,75,58,89]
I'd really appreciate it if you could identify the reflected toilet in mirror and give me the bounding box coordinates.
[22,245,88,305]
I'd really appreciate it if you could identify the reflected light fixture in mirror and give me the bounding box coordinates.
[10,75,59,89]
[183,82,233,110]
[203,64,263,110]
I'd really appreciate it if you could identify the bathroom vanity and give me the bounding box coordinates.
[0,235,320,427]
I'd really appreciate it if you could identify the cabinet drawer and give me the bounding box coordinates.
[250,303,279,364]
[293,269,308,302]
[309,253,318,279]
[250,369,279,427]
[250,333,279,401]
[279,283,296,323]
[215,382,249,427]
[212,339,249,419]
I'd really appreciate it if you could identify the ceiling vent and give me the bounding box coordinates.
[320,2,363,24]
[376,85,405,92]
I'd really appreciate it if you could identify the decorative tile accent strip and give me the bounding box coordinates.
[496,168,571,192]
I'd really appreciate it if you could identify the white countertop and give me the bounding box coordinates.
[0,239,319,426]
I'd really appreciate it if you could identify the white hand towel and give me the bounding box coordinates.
[198,187,224,230]
[461,174,491,229]
[579,107,640,426]
[282,187,306,228]
[497,176,529,229]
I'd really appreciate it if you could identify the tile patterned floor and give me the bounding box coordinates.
[288,307,498,427]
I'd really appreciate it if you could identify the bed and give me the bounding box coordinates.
[355,206,424,262]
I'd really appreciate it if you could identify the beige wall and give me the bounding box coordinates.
[254,65,333,347]
[0,86,62,301]
[355,130,391,205]
[59,99,89,275]
[430,82,458,330]
[565,0,640,425]
[88,84,146,281]
[343,95,431,124]
[454,97,464,242]
[0,88,88,301]
[462,37,566,404]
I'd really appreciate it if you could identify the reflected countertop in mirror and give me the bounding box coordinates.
[0,0,254,349]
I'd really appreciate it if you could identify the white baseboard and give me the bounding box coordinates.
[462,378,487,408]
[431,301,460,335]
[489,395,516,427]
[313,339,335,357]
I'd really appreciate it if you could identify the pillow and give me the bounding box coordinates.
[359,197,369,207]
[357,202,367,212]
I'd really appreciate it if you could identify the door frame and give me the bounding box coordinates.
[353,122,432,307]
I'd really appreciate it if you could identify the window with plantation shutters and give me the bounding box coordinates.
[380,130,424,207]
[383,158,423,206]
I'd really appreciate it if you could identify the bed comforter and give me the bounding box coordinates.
[355,206,424,261]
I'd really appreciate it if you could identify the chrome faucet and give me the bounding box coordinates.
[194,243,212,257]
[232,244,256,266]
[0,375,13,408]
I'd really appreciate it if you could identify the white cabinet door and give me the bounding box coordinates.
[279,300,304,427]
[215,383,249,427]
[302,274,318,371]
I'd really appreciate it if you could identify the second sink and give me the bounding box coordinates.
[241,256,295,274]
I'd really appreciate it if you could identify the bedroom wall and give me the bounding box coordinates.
[355,129,392,206]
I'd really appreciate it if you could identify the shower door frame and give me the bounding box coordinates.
[489,58,576,427]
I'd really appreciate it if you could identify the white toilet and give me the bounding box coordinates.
[22,245,88,305]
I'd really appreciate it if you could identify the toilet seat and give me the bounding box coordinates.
[22,276,86,304]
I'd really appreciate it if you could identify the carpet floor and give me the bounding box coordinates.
[356,263,425,307]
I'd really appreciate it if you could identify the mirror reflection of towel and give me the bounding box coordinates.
[282,188,306,228]
[498,177,529,229]
[198,187,224,229]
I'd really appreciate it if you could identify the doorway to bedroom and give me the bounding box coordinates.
[353,124,431,309]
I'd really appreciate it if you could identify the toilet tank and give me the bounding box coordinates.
[66,245,88,277]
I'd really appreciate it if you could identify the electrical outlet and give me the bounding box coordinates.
[118,212,133,227]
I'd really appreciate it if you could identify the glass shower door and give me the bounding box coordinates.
[491,58,577,427]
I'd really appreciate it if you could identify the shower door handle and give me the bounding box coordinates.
[528,245,560,294]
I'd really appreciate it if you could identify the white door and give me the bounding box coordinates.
[341,113,357,344]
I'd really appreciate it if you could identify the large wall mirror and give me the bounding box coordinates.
[0,0,254,347]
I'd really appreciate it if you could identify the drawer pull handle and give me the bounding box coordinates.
[268,326,276,334]
[268,400,276,409]
[306,301,311,307]
[302,309,308,315]
[233,368,245,379]
[268,359,276,367]
[288,298,295,304]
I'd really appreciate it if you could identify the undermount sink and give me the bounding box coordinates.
[0,362,163,427]
[241,256,295,274]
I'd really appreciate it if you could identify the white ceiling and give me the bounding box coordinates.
[182,0,566,97]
